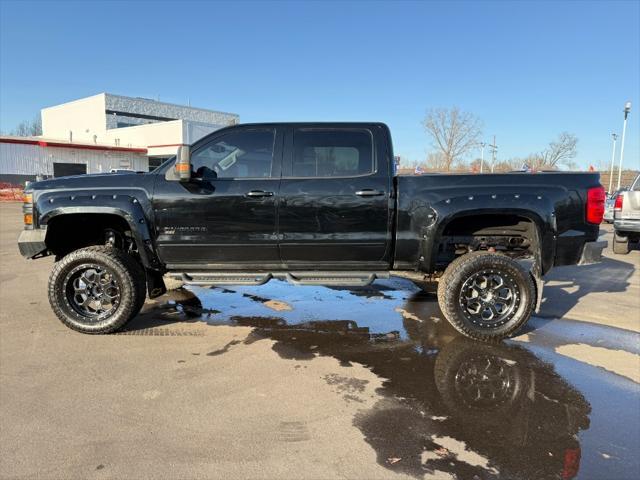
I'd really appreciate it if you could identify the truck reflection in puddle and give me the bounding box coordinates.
[136,282,593,479]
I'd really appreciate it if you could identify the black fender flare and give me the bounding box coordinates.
[423,195,555,275]
[37,193,160,270]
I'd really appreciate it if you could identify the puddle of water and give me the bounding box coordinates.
[180,278,417,340]
[132,279,640,480]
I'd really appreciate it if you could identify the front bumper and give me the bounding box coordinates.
[18,229,47,258]
[614,219,640,234]
[578,240,607,265]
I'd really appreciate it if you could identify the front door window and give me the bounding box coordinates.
[191,129,275,180]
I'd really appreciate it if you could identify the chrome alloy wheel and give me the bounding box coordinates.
[459,270,520,327]
[64,264,121,320]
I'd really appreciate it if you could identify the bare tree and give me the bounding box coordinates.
[530,132,578,169]
[9,115,42,136]
[495,157,530,172]
[422,107,482,171]
[423,152,448,171]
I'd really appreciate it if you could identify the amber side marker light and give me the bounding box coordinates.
[23,192,34,226]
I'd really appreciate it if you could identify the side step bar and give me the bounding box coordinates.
[285,272,379,287]
[180,272,273,286]
[172,272,389,287]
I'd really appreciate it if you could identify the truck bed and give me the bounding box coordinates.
[394,172,602,273]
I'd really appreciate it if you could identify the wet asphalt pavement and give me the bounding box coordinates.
[130,279,640,480]
[1,203,639,479]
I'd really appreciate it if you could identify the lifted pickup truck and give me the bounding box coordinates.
[19,123,607,340]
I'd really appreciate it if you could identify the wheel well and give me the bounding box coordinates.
[436,214,539,268]
[45,213,135,258]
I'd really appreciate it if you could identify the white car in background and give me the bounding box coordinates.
[613,174,640,254]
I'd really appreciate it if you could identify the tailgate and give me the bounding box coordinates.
[622,190,640,219]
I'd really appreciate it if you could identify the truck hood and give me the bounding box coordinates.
[27,172,149,192]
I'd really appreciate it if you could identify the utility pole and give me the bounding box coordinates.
[617,101,632,190]
[488,136,498,172]
[608,133,618,194]
[479,142,486,173]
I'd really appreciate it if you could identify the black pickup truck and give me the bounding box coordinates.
[18,123,607,340]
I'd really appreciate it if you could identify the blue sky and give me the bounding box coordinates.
[1,0,638,170]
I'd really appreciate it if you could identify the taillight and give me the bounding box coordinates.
[586,185,605,224]
[614,194,623,211]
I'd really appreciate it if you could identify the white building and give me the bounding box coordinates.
[0,93,238,184]
[0,136,149,183]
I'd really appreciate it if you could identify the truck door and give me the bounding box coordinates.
[278,125,393,269]
[152,126,283,268]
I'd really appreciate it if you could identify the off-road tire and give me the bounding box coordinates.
[613,232,630,255]
[48,246,145,334]
[437,252,535,342]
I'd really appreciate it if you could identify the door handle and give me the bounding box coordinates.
[355,189,385,197]
[246,190,274,197]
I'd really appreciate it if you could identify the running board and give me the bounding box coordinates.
[180,272,273,286]
[285,272,379,286]
[172,272,389,287]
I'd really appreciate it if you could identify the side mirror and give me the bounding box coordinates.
[175,145,191,181]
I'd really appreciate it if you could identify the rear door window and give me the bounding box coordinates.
[291,129,374,177]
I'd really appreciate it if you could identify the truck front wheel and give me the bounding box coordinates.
[48,246,144,334]
[437,252,535,341]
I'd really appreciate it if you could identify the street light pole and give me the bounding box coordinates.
[608,133,618,194]
[489,136,498,173]
[617,101,631,190]
[479,142,486,173]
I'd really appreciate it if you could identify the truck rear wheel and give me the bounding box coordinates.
[613,232,630,255]
[48,246,144,334]
[437,252,535,342]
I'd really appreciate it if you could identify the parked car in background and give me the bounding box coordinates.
[604,188,627,223]
[613,174,640,254]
